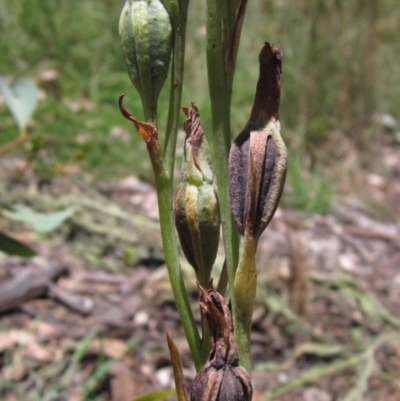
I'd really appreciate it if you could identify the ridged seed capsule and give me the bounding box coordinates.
[119,0,172,121]
[174,104,220,287]
[229,43,287,241]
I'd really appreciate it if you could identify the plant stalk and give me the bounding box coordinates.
[148,140,203,370]
[163,0,189,180]
[233,233,257,374]
[119,94,203,370]
[206,0,239,330]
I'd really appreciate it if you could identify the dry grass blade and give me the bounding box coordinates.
[263,355,361,400]
[342,332,400,401]
[263,342,351,372]
[166,333,188,401]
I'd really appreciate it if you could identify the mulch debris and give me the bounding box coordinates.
[1,147,400,400]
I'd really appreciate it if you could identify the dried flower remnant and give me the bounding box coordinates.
[174,104,220,287]
[229,43,287,242]
[190,285,253,401]
[119,93,165,177]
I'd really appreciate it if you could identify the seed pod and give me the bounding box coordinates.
[190,286,253,401]
[229,43,287,241]
[174,104,220,286]
[119,0,172,121]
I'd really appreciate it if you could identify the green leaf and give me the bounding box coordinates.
[0,232,36,257]
[130,389,176,401]
[0,76,38,129]
[3,204,75,233]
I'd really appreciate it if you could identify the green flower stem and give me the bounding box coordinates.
[206,0,251,369]
[206,0,239,324]
[233,232,257,374]
[162,0,188,179]
[200,310,211,363]
[221,0,236,94]
[158,0,205,369]
[216,259,228,297]
[222,0,236,36]
[148,138,203,370]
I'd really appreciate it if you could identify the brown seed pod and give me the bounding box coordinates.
[229,43,287,240]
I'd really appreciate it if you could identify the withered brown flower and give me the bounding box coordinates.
[190,286,253,401]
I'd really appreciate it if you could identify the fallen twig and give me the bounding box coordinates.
[47,281,94,316]
[0,263,69,314]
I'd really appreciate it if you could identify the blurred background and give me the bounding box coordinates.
[1,0,399,210]
[1,1,400,400]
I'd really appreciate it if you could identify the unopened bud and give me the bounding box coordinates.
[229,43,287,240]
[190,286,253,401]
[174,104,220,286]
[119,0,172,121]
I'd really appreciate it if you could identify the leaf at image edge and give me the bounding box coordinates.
[0,232,36,257]
[3,204,75,233]
[130,389,176,401]
[0,76,38,128]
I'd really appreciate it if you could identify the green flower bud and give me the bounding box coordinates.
[174,104,220,286]
[119,0,172,121]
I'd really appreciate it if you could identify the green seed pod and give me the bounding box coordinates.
[174,104,220,286]
[119,0,172,121]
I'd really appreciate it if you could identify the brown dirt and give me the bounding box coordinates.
[0,143,400,401]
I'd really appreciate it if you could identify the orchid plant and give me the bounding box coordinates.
[118,1,287,399]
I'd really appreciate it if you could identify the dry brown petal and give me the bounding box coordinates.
[118,93,158,144]
[250,43,282,125]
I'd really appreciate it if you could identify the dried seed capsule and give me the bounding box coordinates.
[190,286,253,401]
[229,43,287,241]
[119,0,172,121]
[174,104,220,286]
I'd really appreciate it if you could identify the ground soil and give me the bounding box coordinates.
[0,143,400,401]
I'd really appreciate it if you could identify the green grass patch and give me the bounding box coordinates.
[1,0,399,207]
[283,152,333,214]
